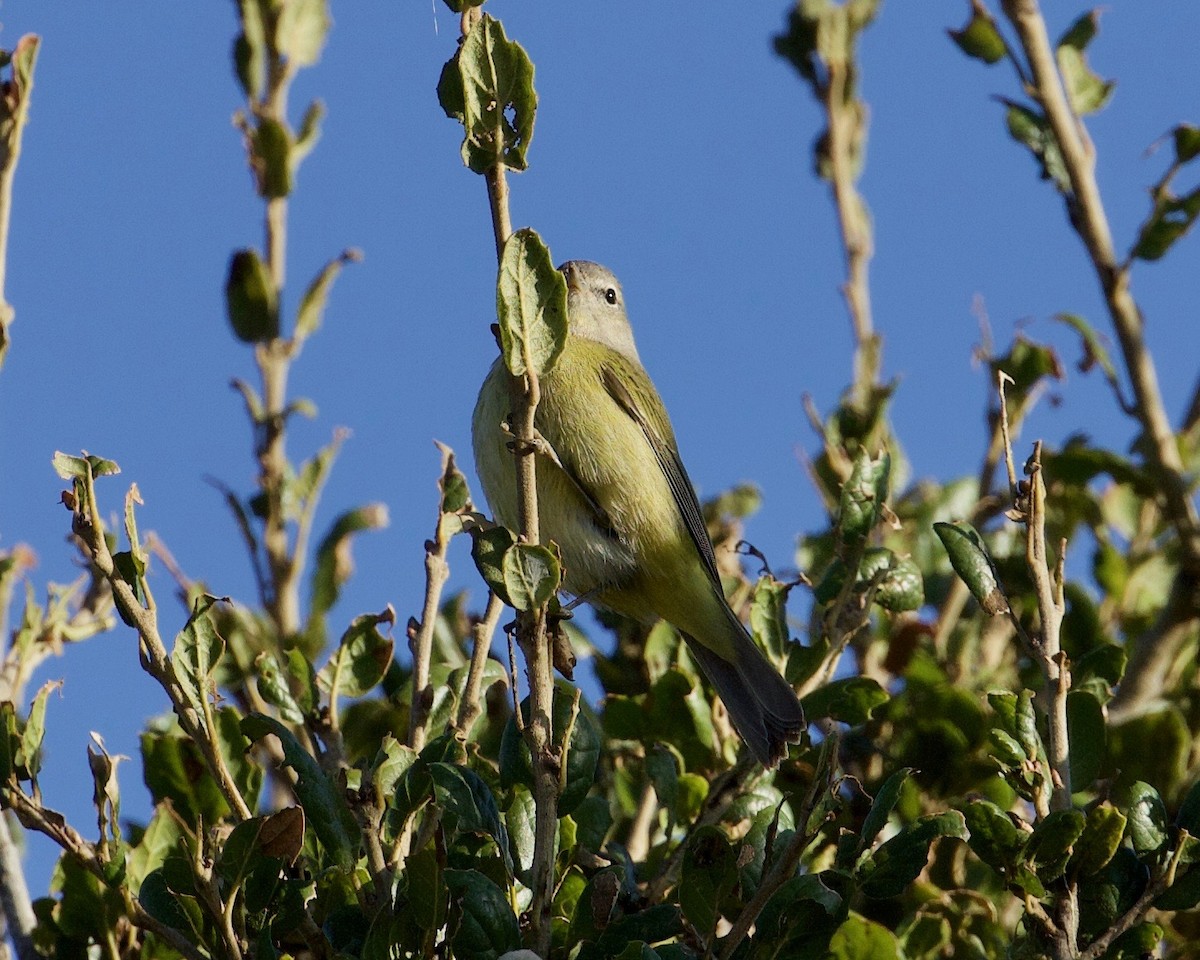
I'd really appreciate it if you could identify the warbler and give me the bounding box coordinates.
[473,260,804,766]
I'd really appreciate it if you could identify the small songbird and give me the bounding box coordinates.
[472,260,805,766]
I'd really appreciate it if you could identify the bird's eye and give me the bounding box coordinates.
[604,288,618,305]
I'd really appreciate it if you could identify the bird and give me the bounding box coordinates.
[472,260,804,766]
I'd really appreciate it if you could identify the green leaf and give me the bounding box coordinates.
[1002,99,1070,192]
[52,451,121,480]
[405,848,448,932]
[226,248,278,342]
[505,784,536,878]
[830,913,902,960]
[254,117,292,198]
[501,542,561,611]
[444,869,521,960]
[295,248,360,342]
[233,0,266,101]
[254,653,306,724]
[965,797,1028,875]
[1122,781,1168,858]
[934,521,1008,615]
[1066,689,1105,790]
[496,227,568,379]
[948,0,1006,65]
[20,679,59,782]
[1131,185,1200,261]
[756,872,844,947]
[274,0,329,67]
[170,595,226,726]
[499,683,599,816]
[860,811,967,898]
[679,825,738,939]
[1027,809,1086,882]
[860,768,913,853]
[749,575,793,659]
[437,14,536,173]
[429,762,512,874]
[1056,12,1113,115]
[801,677,888,725]
[470,525,516,606]
[865,549,924,612]
[1071,802,1126,876]
[139,869,203,940]
[317,609,395,697]
[838,449,890,544]
[308,503,389,623]
[1172,123,1200,165]
[241,713,359,870]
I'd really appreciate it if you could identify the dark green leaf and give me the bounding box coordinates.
[499,683,600,816]
[1067,689,1105,790]
[948,1,1006,65]
[838,449,890,544]
[444,869,520,960]
[1027,809,1086,882]
[471,525,516,606]
[1002,99,1070,192]
[679,825,737,939]
[232,0,266,101]
[429,762,512,874]
[225,248,278,342]
[241,713,359,870]
[1131,185,1200,261]
[749,575,793,659]
[963,798,1026,873]
[860,811,967,898]
[801,677,888,725]
[1173,123,1200,164]
[934,521,1008,615]
[405,848,447,932]
[860,768,913,853]
[309,504,389,623]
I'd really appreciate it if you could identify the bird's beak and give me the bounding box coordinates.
[560,261,581,295]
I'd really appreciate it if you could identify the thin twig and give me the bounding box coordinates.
[408,459,455,754]
[716,738,838,960]
[0,816,35,960]
[453,592,504,737]
[71,468,251,821]
[0,36,38,370]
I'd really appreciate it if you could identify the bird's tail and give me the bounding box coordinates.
[684,618,805,767]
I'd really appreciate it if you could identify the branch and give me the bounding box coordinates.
[452,592,504,738]
[407,459,455,754]
[716,738,838,960]
[0,36,39,371]
[0,816,34,960]
[70,468,251,821]
[1001,0,1200,573]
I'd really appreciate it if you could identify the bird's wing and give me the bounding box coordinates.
[600,363,722,585]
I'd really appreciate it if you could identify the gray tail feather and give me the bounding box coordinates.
[683,624,805,768]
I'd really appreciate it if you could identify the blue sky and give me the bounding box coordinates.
[0,3,1196,892]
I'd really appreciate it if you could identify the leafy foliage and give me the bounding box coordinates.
[0,2,1197,960]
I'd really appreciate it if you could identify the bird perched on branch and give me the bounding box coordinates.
[473,260,804,766]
